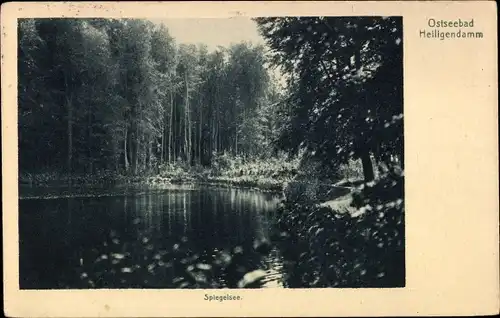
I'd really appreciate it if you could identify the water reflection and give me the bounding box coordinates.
[19,185,282,289]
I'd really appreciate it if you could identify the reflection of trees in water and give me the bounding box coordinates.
[120,187,278,254]
[20,187,285,289]
[182,193,187,235]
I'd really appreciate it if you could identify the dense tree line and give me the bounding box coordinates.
[18,18,281,176]
[254,17,403,181]
[19,17,403,184]
[253,17,404,287]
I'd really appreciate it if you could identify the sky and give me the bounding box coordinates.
[150,17,266,51]
[148,17,287,88]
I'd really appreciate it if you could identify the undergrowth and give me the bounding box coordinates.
[275,169,405,287]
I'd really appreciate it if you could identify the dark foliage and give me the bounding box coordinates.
[76,229,274,289]
[18,19,281,177]
[275,171,404,288]
[255,17,403,181]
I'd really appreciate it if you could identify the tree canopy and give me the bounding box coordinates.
[254,17,403,181]
[18,18,281,176]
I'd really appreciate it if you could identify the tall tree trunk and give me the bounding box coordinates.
[148,136,153,171]
[145,134,148,170]
[169,91,175,163]
[188,104,192,166]
[213,122,217,154]
[130,113,137,175]
[113,137,119,173]
[216,91,221,154]
[66,94,73,182]
[211,116,215,156]
[214,83,219,154]
[353,47,374,183]
[136,101,144,174]
[198,95,203,165]
[124,127,129,171]
[217,124,221,154]
[184,71,191,165]
[184,99,188,163]
[134,123,139,175]
[160,120,164,165]
[167,90,172,164]
[361,150,375,182]
[213,113,218,154]
[88,102,93,174]
[235,129,238,156]
[177,96,182,162]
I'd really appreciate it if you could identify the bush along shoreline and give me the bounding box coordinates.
[274,169,405,288]
[18,154,365,194]
[19,155,299,194]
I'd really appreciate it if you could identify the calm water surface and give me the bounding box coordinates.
[19,184,284,289]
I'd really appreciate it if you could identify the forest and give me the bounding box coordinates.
[18,17,402,185]
[18,17,405,288]
[19,18,285,180]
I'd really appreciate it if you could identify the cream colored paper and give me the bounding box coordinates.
[2,1,499,317]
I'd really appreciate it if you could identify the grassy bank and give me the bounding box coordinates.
[19,155,299,193]
[146,155,297,192]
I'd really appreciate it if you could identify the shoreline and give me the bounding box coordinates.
[18,172,288,198]
[18,171,359,201]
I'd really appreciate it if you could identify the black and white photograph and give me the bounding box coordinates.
[17,16,404,290]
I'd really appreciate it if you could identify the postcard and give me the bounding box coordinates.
[2,1,498,317]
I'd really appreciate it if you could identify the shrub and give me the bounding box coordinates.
[336,158,364,182]
[76,229,273,289]
[276,168,404,287]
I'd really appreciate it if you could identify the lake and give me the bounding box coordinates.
[19,184,285,289]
